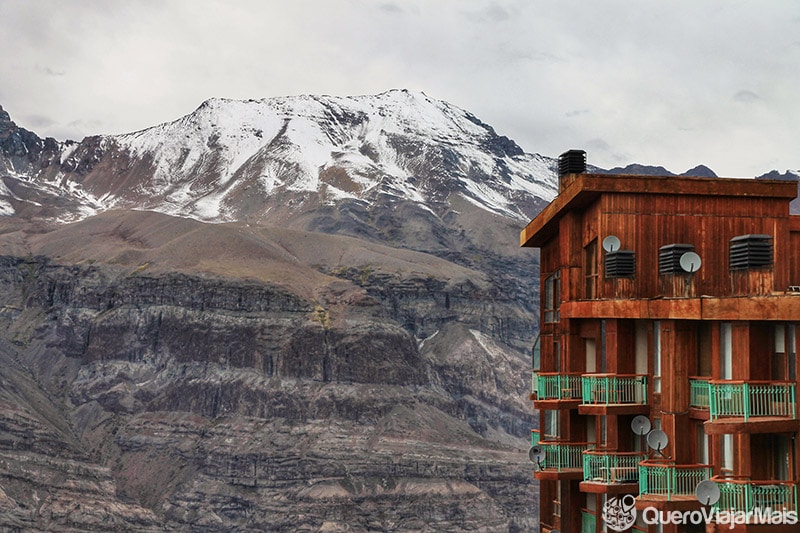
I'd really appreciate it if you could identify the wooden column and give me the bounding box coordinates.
[659,320,694,464]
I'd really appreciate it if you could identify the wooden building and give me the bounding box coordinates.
[522,151,800,532]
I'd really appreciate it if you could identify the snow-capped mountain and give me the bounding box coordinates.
[1,90,557,224]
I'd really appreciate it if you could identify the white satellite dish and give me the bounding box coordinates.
[631,415,652,436]
[647,429,669,453]
[680,251,702,273]
[602,235,621,253]
[695,479,721,506]
[529,446,546,464]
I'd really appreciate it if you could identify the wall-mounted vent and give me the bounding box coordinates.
[659,244,695,274]
[605,250,635,278]
[558,149,587,177]
[729,234,773,270]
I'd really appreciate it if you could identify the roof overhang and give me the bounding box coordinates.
[520,174,798,248]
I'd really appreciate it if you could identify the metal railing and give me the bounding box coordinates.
[534,441,595,472]
[536,372,584,401]
[531,429,540,447]
[581,374,648,405]
[583,451,645,484]
[639,461,712,500]
[689,377,710,409]
[713,477,798,514]
[708,380,797,421]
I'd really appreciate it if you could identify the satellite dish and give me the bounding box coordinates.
[680,251,702,273]
[602,235,621,253]
[631,415,652,436]
[529,446,546,465]
[695,479,721,506]
[647,429,669,452]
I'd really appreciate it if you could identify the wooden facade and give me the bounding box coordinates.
[523,173,800,532]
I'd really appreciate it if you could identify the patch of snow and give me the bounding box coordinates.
[418,329,440,349]
[191,190,226,219]
[469,329,511,363]
[0,199,14,216]
[460,179,523,220]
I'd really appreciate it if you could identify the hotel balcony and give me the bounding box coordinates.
[689,376,711,419]
[580,450,645,494]
[578,373,649,416]
[637,460,712,511]
[712,476,798,514]
[533,440,596,481]
[701,380,800,434]
[532,371,583,409]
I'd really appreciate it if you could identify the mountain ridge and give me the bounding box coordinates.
[0,92,552,531]
[1,90,558,225]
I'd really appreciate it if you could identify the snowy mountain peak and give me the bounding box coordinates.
[102,91,557,221]
[1,91,558,223]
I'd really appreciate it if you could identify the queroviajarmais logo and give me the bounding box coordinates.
[602,494,637,532]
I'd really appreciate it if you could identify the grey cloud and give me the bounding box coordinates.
[23,114,56,129]
[565,109,590,118]
[461,2,513,23]
[36,65,66,77]
[734,90,761,103]
[378,3,403,14]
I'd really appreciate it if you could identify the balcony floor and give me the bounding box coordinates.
[535,468,583,481]
[534,399,581,410]
[704,416,800,434]
[636,494,703,512]
[579,481,639,494]
[578,403,650,416]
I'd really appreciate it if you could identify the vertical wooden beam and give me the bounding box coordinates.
[561,480,583,533]
[731,323,750,380]
[659,320,693,464]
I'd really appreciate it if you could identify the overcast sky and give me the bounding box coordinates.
[1,1,798,177]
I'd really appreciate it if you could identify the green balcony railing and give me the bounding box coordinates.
[581,509,596,533]
[639,461,712,500]
[583,451,645,484]
[536,372,583,401]
[689,377,710,409]
[531,429,540,447]
[708,380,797,421]
[712,477,798,514]
[534,441,595,472]
[581,374,648,405]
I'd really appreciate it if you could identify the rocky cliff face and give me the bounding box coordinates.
[0,210,537,531]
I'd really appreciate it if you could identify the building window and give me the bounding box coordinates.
[720,323,732,380]
[553,480,562,520]
[543,410,560,440]
[696,423,709,464]
[774,324,787,380]
[585,239,598,299]
[544,271,561,323]
[790,325,797,381]
[599,415,607,446]
[722,434,734,475]
[653,321,661,393]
